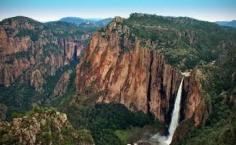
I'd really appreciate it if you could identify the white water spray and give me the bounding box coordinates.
[151,77,184,145]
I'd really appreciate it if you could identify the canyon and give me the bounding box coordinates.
[0,13,236,145]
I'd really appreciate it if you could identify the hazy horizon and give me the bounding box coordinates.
[1,0,236,22]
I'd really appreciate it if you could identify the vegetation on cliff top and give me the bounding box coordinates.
[122,13,236,70]
[0,16,96,39]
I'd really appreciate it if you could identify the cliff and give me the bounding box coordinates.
[0,17,89,88]
[76,17,207,126]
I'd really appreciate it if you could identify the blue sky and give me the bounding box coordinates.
[0,0,236,22]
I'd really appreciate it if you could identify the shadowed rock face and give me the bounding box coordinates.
[53,71,71,97]
[76,17,207,126]
[181,70,208,126]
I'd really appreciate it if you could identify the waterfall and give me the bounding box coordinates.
[151,77,184,145]
[165,77,184,144]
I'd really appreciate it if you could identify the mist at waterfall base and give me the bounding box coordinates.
[151,77,184,145]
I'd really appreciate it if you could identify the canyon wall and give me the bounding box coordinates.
[76,17,207,126]
[0,17,88,88]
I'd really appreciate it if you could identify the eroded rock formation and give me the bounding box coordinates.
[0,17,88,88]
[30,69,45,92]
[0,27,31,55]
[76,17,207,126]
[53,71,71,97]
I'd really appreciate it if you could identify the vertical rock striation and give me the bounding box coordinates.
[0,17,88,88]
[76,17,207,125]
[181,70,208,126]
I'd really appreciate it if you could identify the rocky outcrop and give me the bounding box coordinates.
[58,38,84,65]
[44,52,64,76]
[76,17,207,126]
[0,57,32,87]
[0,108,94,145]
[53,71,71,97]
[30,69,45,92]
[0,27,31,55]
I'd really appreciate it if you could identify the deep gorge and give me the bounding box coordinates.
[0,13,236,145]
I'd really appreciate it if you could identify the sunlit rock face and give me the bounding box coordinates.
[30,69,45,92]
[76,17,208,126]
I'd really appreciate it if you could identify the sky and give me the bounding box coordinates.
[0,0,236,22]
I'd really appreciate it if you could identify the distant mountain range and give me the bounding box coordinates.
[60,17,236,29]
[216,20,236,28]
[59,17,112,27]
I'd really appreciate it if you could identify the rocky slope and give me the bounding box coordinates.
[0,107,94,145]
[76,17,208,126]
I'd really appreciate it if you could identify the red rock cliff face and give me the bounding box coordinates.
[0,37,80,87]
[181,70,208,126]
[0,26,31,55]
[0,19,87,88]
[76,17,207,126]
[148,53,182,123]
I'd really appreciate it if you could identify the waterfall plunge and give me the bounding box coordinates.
[165,77,184,144]
[151,77,184,145]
